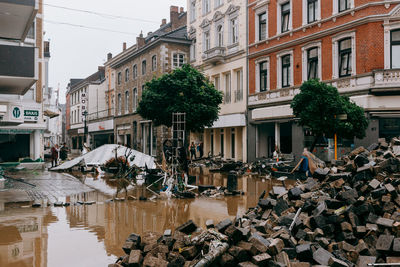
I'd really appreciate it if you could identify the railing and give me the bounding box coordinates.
[249,86,300,106]
[88,108,114,121]
[202,47,226,63]
[374,69,400,88]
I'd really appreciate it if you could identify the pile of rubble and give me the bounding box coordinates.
[111,138,400,267]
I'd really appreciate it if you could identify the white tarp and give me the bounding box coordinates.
[51,144,156,171]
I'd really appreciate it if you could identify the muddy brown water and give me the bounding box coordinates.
[0,168,294,267]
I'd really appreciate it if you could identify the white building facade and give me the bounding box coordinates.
[187,0,247,162]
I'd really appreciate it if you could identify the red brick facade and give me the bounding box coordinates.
[248,0,395,94]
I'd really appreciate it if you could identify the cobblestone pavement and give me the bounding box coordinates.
[1,170,94,204]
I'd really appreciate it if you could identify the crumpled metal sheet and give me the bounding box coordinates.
[51,144,156,171]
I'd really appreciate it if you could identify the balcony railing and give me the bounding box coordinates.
[88,108,114,121]
[202,47,226,64]
[374,69,400,88]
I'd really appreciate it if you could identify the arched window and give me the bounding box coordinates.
[125,91,130,113]
[132,64,137,79]
[217,25,223,47]
[142,60,147,75]
[117,93,122,115]
[152,55,157,71]
[133,88,138,112]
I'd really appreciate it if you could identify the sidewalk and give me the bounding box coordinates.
[0,169,94,205]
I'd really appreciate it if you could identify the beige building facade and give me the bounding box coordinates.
[187,0,247,162]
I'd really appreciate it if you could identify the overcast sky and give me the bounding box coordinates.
[43,0,187,104]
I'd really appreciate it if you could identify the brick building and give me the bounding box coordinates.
[106,6,190,159]
[187,0,248,162]
[247,0,400,161]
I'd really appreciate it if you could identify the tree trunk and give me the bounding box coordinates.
[309,134,321,153]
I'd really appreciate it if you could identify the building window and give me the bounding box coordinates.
[339,38,352,77]
[307,0,318,23]
[281,2,290,33]
[132,64,137,79]
[190,39,196,61]
[230,18,238,44]
[142,60,146,75]
[117,72,122,85]
[118,93,122,115]
[203,0,210,14]
[217,25,223,47]
[125,68,129,82]
[260,61,268,92]
[204,31,210,51]
[190,0,196,22]
[235,69,243,102]
[152,55,157,71]
[215,0,223,8]
[307,47,318,80]
[125,91,130,113]
[173,53,186,69]
[259,13,267,41]
[133,88,138,112]
[214,75,220,91]
[224,72,231,103]
[339,0,350,12]
[27,22,35,39]
[282,55,291,87]
[391,30,400,69]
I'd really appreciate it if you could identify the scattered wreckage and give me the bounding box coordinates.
[111,137,400,267]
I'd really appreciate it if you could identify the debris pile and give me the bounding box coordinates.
[111,138,400,266]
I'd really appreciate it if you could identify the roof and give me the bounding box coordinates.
[70,68,105,92]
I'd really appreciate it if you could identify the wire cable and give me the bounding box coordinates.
[41,2,160,24]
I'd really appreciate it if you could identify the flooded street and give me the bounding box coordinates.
[0,169,293,267]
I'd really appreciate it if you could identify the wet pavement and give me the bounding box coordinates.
[0,171,94,206]
[0,168,294,267]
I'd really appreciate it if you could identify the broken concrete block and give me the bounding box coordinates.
[288,187,303,200]
[238,262,258,267]
[313,247,333,266]
[219,253,236,266]
[296,244,312,262]
[176,220,198,235]
[128,250,142,267]
[376,234,394,251]
[249,233,270,254]
[215,218,232,234]
[228,245,250,262]
[237,241,258,256]
[369,179,380,189]
[273,186,287,196]
[205,219,214,228]
[376,217,394,227]
[225,225,243,244]
[357,256,376,267]
[393,238,400,252]
[267,238,284,255]
[251,253,271,266]
[328,257,349,267]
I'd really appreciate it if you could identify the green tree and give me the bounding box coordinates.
[137,64,223,132]
[290,79,368,152]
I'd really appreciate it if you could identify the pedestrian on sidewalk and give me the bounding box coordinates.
[60,142,69,161]
[51,144,59,167]
[198,142,204,158]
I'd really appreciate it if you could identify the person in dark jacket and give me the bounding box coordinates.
[51,144,59,167]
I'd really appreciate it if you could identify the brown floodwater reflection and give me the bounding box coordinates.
[0,169,294,267]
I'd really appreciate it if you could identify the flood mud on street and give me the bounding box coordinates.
[0,168,289,267]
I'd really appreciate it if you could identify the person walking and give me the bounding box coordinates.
[190,142,196,161]
[199,142,204,158]
[51,144,59,167]
[60,142,69,161]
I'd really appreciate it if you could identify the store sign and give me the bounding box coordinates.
[12,107,21,119]
[81,91,87,121]
[24,109,39,122]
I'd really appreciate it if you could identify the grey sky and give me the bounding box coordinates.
[44,0,187,104]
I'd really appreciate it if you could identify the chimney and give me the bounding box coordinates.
[170,5,179,30]
[180,7,184,13]
[107,53,112,61]
[161,18,167,27]
[136,31,145,49]
[122,42,127,51]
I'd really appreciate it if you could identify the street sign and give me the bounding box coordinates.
[24,109,39,122]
